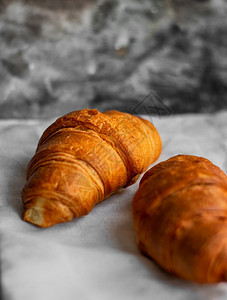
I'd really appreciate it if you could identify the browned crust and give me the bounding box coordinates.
[22,108,161,227]
[132,155,227,283]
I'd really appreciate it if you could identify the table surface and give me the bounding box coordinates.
[1,111,227,300]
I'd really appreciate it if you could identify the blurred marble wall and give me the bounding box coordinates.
[0,0,227,118]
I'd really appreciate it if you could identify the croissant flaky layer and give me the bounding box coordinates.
[22,108,161,227]
[132,155,227,283]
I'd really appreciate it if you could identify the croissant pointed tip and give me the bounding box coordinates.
[23,207,43,227]
[23,197,75,227]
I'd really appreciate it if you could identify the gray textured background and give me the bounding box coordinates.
[0,0,227,118]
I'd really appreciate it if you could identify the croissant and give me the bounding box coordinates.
[22,108,161,227]
[132,154,227,283]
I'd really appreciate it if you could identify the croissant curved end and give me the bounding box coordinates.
[23,207,43,227]
[23,196,74,227]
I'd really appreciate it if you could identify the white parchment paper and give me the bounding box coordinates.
[1,112,227,300]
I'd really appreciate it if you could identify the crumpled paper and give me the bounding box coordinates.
[1,112,227,300]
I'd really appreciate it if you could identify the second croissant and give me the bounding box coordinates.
[133,155,227,283]
[22,108,161,227]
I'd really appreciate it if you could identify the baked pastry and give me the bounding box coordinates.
[133,155,227,283]
[22,108,161,227]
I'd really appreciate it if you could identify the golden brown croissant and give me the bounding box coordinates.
[132,155,227,283]
[22,108,161,227]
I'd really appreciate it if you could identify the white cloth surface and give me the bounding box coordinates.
[1,112,227,300]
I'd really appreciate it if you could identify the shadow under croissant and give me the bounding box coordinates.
[138,251,227,297]
[135,254,227,299]
[139,254,189,284]
[108,194,192,285]
[110,202,198,288]
[105,190,199,286]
